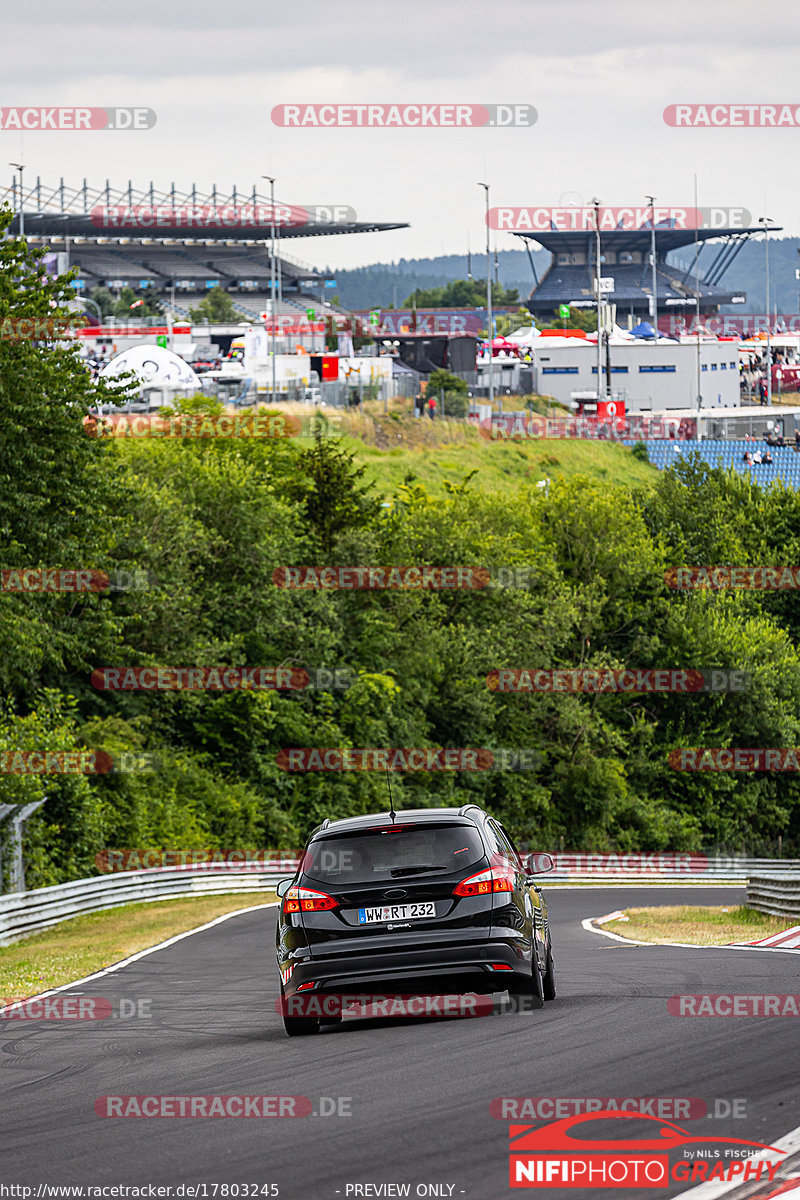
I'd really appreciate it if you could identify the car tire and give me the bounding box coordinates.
[282,1012,320,1037]
[280,986,320,1037]
[543,945,556,1001]
[509,951,545,1011]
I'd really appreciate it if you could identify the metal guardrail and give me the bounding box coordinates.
[746,874,800,918]
[2,857,800,946]
[543,855,800,884]
[0,867,286,946]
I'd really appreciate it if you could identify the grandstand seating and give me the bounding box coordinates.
[65,242,320,298]
[632,439,800,489]
[533,263,721,307]
[74,248,161,283]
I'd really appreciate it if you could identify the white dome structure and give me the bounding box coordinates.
[99,344,201,389]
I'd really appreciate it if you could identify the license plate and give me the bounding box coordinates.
[357,902,436,925]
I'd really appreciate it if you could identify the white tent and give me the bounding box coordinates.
[99,344,201,389]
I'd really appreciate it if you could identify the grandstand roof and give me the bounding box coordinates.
[520,224,777,317]
[2,178,409,242]
[514,225,781,254]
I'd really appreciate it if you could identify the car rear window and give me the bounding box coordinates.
[301,823,486,885]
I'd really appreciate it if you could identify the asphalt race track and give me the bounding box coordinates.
[2,886,799,1198]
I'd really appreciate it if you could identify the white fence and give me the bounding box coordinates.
[746,875,800,919]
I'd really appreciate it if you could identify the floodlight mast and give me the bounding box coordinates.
[646,194,658,342]
[262,175,277,400]
[478,182,495,414]
[9,163,25,238]
[591,198,602,399]
[759,216,773,407]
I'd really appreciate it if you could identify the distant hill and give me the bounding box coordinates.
[326,238,800,315]
[324,251,548,310]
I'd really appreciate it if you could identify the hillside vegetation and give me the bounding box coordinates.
[2,210,800,888]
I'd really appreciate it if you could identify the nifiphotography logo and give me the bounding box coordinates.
[507,1110,783,1188]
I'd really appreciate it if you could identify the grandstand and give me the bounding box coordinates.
[638,439,800,490]
[515,220,780,324]
[2,176,408,320]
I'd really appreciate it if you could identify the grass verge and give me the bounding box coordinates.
[603,905,792,946]
[0,893,276,1001]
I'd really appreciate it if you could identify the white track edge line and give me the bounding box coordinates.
[582,915,800,954]
[0,901,278,1015]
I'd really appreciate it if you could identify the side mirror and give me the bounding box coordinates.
[276,877,293,898]
[527,852,555,875]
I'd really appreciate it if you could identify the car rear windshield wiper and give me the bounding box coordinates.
[389,865,450,877]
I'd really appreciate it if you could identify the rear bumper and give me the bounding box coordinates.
[280,940,527,999]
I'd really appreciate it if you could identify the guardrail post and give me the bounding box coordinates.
[0,805,15,892]
[0,800,47,893]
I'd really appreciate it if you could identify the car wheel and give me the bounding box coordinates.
[543,944,556,1001]
[282,1011,320,1037]
[509,951,545,1011]
[280,986,320,1037]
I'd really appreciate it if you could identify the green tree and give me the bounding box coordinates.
[112,285,162,320]
[426,369,469,417]
[89,287,115,319]
[189,287,238,323]
[0,212,127,560]
[401,280,520,308]
[0,208,133,698]
[495,308,536,337]
[284,433,381,554]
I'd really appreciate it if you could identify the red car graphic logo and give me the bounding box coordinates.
[510,1109,780,1154]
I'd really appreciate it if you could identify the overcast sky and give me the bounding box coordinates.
[2,0,798,273]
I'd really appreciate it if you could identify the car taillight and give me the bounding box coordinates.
[283,885,338,914]
[453,867,516,897]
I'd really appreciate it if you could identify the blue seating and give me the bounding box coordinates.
[625,440,800,490]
